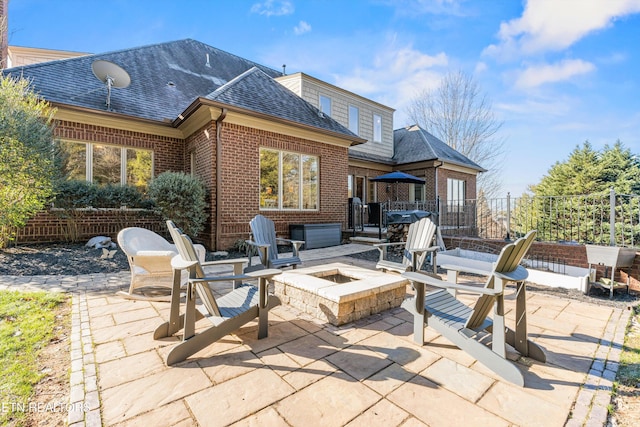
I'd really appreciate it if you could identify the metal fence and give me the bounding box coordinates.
[382,189,640,247]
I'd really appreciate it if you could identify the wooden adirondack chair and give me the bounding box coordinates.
[155,222,282,365]
[401,230,545,386]
[375,216,440,274]
[246,214,304,271]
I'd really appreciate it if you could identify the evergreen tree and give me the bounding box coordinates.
[516,141,640,244]
[531,141,640,196]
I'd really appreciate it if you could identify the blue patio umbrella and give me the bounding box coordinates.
[370,171,426,184]
[370,171,425,200]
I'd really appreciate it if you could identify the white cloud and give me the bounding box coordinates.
[474,61,488,74]
[598,51,628,65]
[386,0,466,16]
[333,43,448,125]
[259,34,448,125]
[485,0,640,57]
[250,0,294,17]
[515,59,595,88]
[293,21,311,35]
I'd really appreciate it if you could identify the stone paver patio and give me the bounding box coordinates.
[0,243,632,427]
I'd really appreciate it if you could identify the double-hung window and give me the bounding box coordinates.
[410,183,425,202]
[349,105,359,135]
[373,114,382,142]
[58,140,153,189]
[260,148,318,210]
[319,95,332,116]
[447,178,465,212]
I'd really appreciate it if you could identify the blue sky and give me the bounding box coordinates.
[7,0,640,197]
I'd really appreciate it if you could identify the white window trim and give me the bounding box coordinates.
[64,139,154,186]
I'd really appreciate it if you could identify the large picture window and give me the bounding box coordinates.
[260,148,318,210]
[58,140,153,189]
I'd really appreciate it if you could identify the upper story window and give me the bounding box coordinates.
[319,95,332,116]
[58,140,153,190]
[373,114,382,142]
[260,148,318,211]
[349,105,359,135]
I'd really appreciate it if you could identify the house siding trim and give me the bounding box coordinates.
[53,106,183,139]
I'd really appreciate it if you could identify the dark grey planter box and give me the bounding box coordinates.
[290,223,341,249]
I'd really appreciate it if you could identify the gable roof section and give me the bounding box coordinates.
[392,125,486,171]
[4,39,283,123]
[3,38,356,140]
[205,67,357,137]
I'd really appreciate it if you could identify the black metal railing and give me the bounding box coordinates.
[346,189,640,247]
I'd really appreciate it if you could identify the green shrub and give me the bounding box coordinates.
[147,172,208,237]
[52,180,95,209]
[0,75,57,248]
[95,183,153,209]
[53,180,152,209]
[232,238,251,254]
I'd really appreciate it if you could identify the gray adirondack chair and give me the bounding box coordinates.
[246,214,304,270]
[401,230,545,386]
[155,221,282,365]
[375,216,440,274]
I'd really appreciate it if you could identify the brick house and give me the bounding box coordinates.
[277,73,485,205]
[2,38,483,250]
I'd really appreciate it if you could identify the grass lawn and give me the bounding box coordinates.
[612,305,640,425]
[0,290,69,426]
[618,306,640,384]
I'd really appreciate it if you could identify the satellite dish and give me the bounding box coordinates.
[91,60,131,110]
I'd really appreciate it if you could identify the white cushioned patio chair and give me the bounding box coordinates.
[117,226,206,301]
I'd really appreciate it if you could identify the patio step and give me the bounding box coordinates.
[349,236,387,245]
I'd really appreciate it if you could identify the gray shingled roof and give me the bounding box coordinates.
[2,39,356,138]
[392,125,486,171]
[206,67,357,135]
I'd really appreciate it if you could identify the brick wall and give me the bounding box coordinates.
[16,209,166,243]
[48,118,355,250]
[438,168,477,202]
[185,122,216,248]
[443,236,640,292]
[215,122,349,249]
